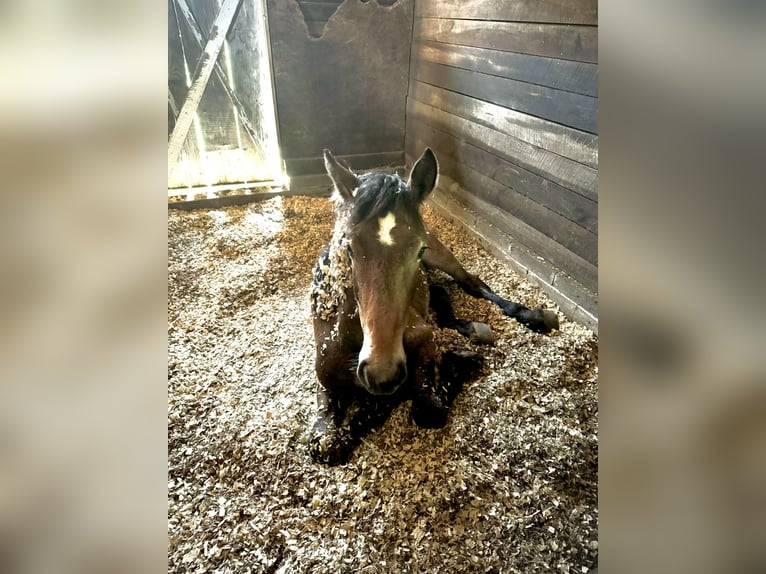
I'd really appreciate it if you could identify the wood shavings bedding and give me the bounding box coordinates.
[168,196,598,573]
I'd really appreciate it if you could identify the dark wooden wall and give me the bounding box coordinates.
[405,0,598,329]
[294,0,399,38]
[267,0,413,191]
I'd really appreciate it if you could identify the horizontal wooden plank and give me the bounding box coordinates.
[286,173,333,193]
[412,61,597,133]
[413,41,597,97]
[415,19,598,64]
[409,80,598,168]
[407,99,597,201]
[284,151,404,176]
[419,168,598,293]
[407,120,597,233]
[552,270,598,322]
[425,188,598,329]
[407,135,597,266]
[415,0,598,26]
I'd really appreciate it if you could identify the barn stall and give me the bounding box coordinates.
[168,1,598,572]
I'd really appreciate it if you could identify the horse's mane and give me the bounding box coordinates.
[349,172,416,225]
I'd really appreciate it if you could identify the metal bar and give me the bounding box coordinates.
[167,0,244,169]
[172,0,265,160]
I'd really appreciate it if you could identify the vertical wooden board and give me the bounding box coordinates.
[412,61,598,134]
[412,41,598,97]
[416,19,598,64]
[408,80,598,167]
[266,0,415,163]
[415,0,598,25]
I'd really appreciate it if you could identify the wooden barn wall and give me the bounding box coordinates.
[266,0,413,191]
[405,0,599,330]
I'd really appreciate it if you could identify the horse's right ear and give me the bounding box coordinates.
[408,148,438,202]
[324,149,359,201]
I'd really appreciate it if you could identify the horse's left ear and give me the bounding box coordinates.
[408,148,438,202]
[324,149,359,202]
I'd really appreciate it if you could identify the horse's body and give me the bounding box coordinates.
[309,148,558,465]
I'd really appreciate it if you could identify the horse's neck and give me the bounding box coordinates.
[311,222,354,321]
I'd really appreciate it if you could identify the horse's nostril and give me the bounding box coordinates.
[357,359,369,382]
[358,359,407,394]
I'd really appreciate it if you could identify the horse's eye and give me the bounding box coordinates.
[417,245,427,259]
[347,245,354,258]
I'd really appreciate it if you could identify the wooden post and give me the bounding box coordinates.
[167,0,244,170]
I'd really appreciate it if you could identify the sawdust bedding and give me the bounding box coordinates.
[168,195,598,573]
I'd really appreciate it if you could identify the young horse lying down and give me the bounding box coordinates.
[309,148,559,465]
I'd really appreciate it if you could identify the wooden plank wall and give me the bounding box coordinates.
[295,1,400,38]
[406,0,598,330]
[266,0,413,192]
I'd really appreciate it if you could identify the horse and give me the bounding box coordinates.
[308,148,559,465]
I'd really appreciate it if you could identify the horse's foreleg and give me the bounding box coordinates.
[405,325,449,428]
[308,383,350,466]
[429,285,494,344]
[423,232,559,333]
[309,382,397,465]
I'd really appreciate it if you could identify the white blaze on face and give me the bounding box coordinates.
[377,211,397,246]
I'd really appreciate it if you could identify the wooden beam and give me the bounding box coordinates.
[168,87,179,119]
[168,0,244,169]
[171,0,264,159]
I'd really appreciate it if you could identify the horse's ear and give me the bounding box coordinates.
[324,149,359,201]
[408,148,438,201]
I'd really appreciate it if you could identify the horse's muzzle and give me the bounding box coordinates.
[358,359,407,396]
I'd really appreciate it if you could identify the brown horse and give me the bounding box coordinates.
[309,148,558,465]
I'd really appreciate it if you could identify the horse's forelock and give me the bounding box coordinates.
[350,173,416,225]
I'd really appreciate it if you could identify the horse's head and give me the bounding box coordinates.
[324,148,438,396]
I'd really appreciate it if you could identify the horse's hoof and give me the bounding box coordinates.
[439,350,482,402]
[308,419,352,466]
[411,393,448,429]
[541,310,560,331]
[455,320,494,344]
[518,308,559,333]
[467,321,494,344]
